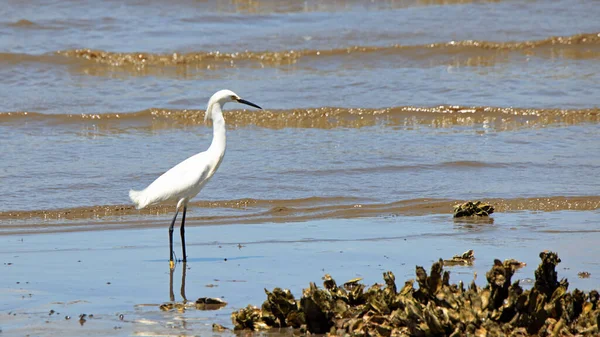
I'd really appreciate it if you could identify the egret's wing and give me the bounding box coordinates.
[141,152,212,205]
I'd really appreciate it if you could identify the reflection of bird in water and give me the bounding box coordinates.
[161,263,226,311]
[170,262,187,303]
[129,90,262,268]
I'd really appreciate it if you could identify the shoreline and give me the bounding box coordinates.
[1,195,599,236]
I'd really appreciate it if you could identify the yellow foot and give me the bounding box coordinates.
[169,260,175,269]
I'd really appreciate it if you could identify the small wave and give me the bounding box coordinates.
[1,196,598,235]
[48,32,600,68]
[1,106,598,131]
[0,33,597,70]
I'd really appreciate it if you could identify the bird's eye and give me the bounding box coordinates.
[230,95,237,100]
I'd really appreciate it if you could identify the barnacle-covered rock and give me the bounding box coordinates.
[453,201,494,217]
[534,251,564,299]
[414,259,444,303]
[159,303,174,311]
[444,249,475,266]
[231,305,268,331]
[504,258,527,269]
[159,302,186,312]
[261,287,304,328]
[485,259,516,310]
[344,277,367,305]
[579,271,591,279]
[300,282,336,333]
[195,297,227,310]
[212,323,229,332]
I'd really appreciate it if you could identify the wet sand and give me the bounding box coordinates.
[2,210,600,336]
[1,195,599,235]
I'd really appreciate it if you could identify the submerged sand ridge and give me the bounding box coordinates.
[1,196,599,235]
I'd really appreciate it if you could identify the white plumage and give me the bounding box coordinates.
[130,151,218,210]
[129,89,262,268]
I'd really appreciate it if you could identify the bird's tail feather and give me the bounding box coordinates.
[129,189,148,209]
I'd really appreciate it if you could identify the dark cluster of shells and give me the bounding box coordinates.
[443,250,476,267]
[160,297,227,312]
[453,201,495,218]
[231,251,600,336]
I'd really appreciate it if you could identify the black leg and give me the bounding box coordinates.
[169,208,180,269]
[180,205,187,262]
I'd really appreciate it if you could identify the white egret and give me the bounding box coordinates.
[129,89,262,269]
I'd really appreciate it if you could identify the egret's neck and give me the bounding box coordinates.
[207,103,226,156]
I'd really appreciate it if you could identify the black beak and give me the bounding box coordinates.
[237,98,262,110]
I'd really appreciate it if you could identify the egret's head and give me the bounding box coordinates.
[205,89,262,122]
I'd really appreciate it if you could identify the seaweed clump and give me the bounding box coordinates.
[453,201,494,217]
[231,251,600,336]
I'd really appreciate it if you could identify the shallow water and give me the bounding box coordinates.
[1,120,599,214]
[1,1,599,216]
[1,0,599,334]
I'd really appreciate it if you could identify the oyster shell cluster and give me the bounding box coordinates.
[231,251,600,336]
[453,201,494,217]
[443,249,475,266]
[159,297,227,312]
